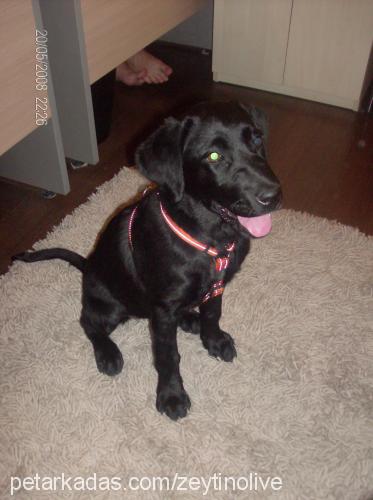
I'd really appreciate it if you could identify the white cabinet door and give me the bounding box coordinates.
[284,0,373,108]
[213,0,293,86]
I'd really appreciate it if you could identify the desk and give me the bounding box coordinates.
[0,0,206,194]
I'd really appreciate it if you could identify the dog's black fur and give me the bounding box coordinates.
[13,101,281,420]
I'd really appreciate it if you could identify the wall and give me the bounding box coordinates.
[161,0,213,50]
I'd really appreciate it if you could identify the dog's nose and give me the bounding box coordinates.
[256,187,282,208]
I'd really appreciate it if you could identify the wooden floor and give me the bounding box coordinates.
[0,43,372,275]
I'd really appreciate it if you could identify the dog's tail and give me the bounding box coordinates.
[12,248,86,272]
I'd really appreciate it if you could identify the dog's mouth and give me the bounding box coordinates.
[237,213,272,238]
[217,205,273,238]
[228,191,282,238]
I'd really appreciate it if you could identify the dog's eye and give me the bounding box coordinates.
[251,129,263,147]
[207,152,223,163]
[252,135,262,147]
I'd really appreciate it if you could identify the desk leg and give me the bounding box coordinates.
[0,1,70,195]
[0,120,70,195]
[37,0,99,165]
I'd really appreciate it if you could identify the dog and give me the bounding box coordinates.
[13,101,282,420]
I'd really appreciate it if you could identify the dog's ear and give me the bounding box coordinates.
[135,117,185,203]
[250,106,269,142]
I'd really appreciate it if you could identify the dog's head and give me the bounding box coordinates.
[136,101,282,237]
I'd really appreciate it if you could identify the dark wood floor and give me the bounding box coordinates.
[0,43,372,275]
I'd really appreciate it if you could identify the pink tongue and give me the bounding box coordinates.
[237,213,272,238]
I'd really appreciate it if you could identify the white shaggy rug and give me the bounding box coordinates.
[0,168,372,500]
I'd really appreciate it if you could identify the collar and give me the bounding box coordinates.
[158,196,235,258]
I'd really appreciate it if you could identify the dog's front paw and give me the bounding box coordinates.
[202,330,237,362]
[156,386,191,420]
[94,340,124,376]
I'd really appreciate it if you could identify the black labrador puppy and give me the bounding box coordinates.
[14,101,282,420]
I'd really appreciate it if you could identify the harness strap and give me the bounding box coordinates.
[159,199,218,256]
[128,187,236,303]
[128,186,153,251]
[128,205,138,252]
[201,280,225,303]
[159,199,235,259]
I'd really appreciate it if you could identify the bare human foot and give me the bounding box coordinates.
[126,50,173,84]
[116,62,147,86]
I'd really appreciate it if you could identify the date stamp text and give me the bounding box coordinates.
[35,29,49,126]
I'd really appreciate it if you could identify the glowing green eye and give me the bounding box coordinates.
[208,152,221,162]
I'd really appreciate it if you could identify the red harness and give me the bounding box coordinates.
[128,189,235,303]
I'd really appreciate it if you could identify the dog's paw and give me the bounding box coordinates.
[179,311,201,335]
[94,340,124,376]
[156,386,191,420]
[202,330,237,362]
